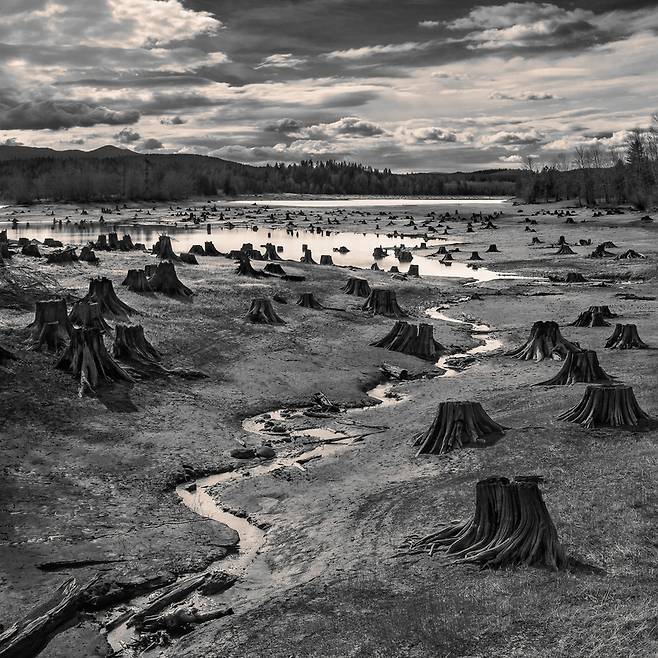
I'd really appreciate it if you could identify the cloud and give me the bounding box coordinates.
[141,137,164,149]
[307,117,386,138]
[324,42,430,60]
[263,118,304,134]
[255,53,306,69]
[480,129,545,146]
[160,115,186,125]
[0,100,140,130]
[499,154,524,163]
[418,21,440,29]
[407,127,458,144]
[490,91,560,101]
[114,127,140,143]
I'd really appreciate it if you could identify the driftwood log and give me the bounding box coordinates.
[535,349,613,386]
[414,401,504,455]
[371,321,445,361]
[122,269,152,293]
[557,384,649,428]
[362,288,408,318]
[149,261,193,297]
[506,320,579,361]
[399,477,566,570]
[246,298,285,324]
[341,277,371,297]
[56,327,133,396]
[605,324,648,349]
[69,301,112,333]
[27,299,72,345]
[81,277,135,319]
[139,606,233,634]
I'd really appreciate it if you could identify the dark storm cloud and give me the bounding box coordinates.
[56,74,215,89]
[161,115,187,125]
[0,100,140,130]
[114,127,141,143]
[264,118,304,134]
[141,138,165,149]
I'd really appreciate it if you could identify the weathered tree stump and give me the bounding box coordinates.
[506,320,579,361]
[414,401,504,455]
[555,244,576,255]
[571,310,609,327]
[56,327,133,396]
[398,250,413,263]
[27,299,72,345]
[300,249,317,264]
[296,293,324,309]
[152,235,180,261]
[557,384,650,427]
[149,261,193,297]
[47,248,78,264]
[565,272,586,283]
[112,324,166,378]
[246,298,285,324]
[468,251,483,261]
[122,269,152,293]
[407,264,420,277]
[486,244,499,252]
[605,324,648,349]
[615,249,646,260]
[144,264,158,278]
[69,301,112,332]
[79,245,98,263]
[319,254,334,265]
[31,322,66,353]
[362,288,408,318]
[108,233,120,250]
[179,253,198,265]
[400,477,566,570]
[263,243,281,260]
[204,241,221,256]
[236,255,268,278]
[371,321,445,361]
[373,247,387,259]
[588,305,617,318]
[264,263,286,275]
[341,277,371,297]
[535,349,613,386]
[21,243,41,258]
[189,244,206,256]
[590,243,615,258]
[94,234,109,250]
[371,263,380,270]
[119,234,134,251]
[81,277,135,319]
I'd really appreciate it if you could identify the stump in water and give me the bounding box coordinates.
[236,255,268,278]
[189,244,206,256]
[506,320,579,361]
[371,321,445,361]
[79,246,98,263]
[152,235,180,261]
[27,299,72,344]
[21,243,41,257]
[263,243,281,260]
[204,241,221,256]
[362,288,408,318]
[535,349,613,386]
[122,269,152,293]
[341,277,371,297]
[468,251,483,261]
[486,244,499,253]
[56,327,133,396]
[557,384,650,428]
[179,253,198,265]
[296,293,324,309]
[264,263,286,275]
[605,324,648,349]
[571,309,609,327]
[400,477,566,569]
[69,301,112,333]
[81,277,135,319]
[112,324,166,377]
[300,249,317,264]
[565,272,586,283]
[414,401,504,455]
[319,254,334,265]
[246,298,285,324]
[149,261,193,297]
[555,244,576,255]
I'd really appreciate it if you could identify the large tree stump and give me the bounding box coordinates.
[296,293,324,309]
[30,322,66,353]
[120,234,134,250]
[149,261,193,297]
[81,277,135,319]
[506,320,579,361]
[486,244,499,252]
[27,299,72,343]
[361,288,408,318]
[588,305,617,318]
[264,263,286,275]
[319,254,334,265]
[47,248,78,264]
[341,277,371,297]
[21,243,41,258]
[263,243,281,260]
[371,321,445,361]
[468,251,484,261]
[407,264,420,277]
[94,234,109,250]
[555,244,576,255]
[605,324,648,349]
[122,269,152,293]
[535,349,613,386]
[189,244,206,256]
[108,232,120,250]
[179,252,198,265]
[152,235,180,261]
[400,477,566,570]
[414,401,504,455]
[204,241,221,256]
[246,298,285,324]
[590,243,615,258]
[69,301,112,332]
[112,324,166,378]
[56,327,133,396]
[557,384,650,428]
[565,272,586,283]
[571,310,609,327]
[79,245,98,263]
[236,254,269,278]
[300,249,317,264]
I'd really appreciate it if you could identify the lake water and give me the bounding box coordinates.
[226,197,508,208]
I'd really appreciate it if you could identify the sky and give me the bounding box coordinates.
[1,0,657,172]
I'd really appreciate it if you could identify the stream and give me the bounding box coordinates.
[105,305,501,655]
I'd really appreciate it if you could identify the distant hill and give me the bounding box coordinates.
[0,145,522,202]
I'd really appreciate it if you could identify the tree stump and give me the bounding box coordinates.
[112,324,165,378]
[362,288,408,318]
[486,244,499,252]
[79,246,98,263]
[144,264,158,278]
[407,264,420,277]
[27,299,72,344]
[400,477,566,569]
[373,247,387,259]
[149,262,193,297]
[108,233,120,250]
[152,235,180,261]
[69,301,112,333]
[319,255,334,265]
[555,244,576,255]
[296,293,324,309]
[179,253,198,265]
[21,244,41,257]
[605,324,648,349]
[204,241,221,256]
[120,234,135,251]
[590,244,615,258]
[371,321,445,361]
[47,248,78,264]
[56,327,133,396]
[189,244,206,256]
[236,255,268,278]
[535,349,613,386]
[246,298,285,324]
[31,322,66,353]
[341,277,371,297]
[263,243,281,260]
[300,249,317,264]
[571,310,609,327]
[81,277,135,319]
[398,251,413,263]
[94,234,109,250]
[414,401,504,455]
[468,251,483,261]
[506,320,579,361]
[557,384,650,428]
[588,305,617,318]
[264,263,286,275]
[441,253,453,262]
[565,272,586,283]
[122,269,152,293]
[615,249,645,260]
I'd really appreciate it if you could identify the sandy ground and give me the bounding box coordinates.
[0,198,657,657]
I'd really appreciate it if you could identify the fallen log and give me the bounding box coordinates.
[381,362,408,380]
[139,606,233,634]
[605,323,648,349]
[535,349,613,386]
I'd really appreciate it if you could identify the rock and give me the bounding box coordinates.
[256,445,276,459]
[230,447,256,459]
[199,570,238,595]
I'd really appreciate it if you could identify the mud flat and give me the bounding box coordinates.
[1,198,657,657]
